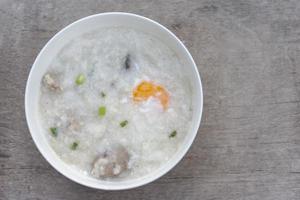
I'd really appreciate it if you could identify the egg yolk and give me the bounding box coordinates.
[133,81,169,109]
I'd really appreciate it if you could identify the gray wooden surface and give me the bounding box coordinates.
[1,0,300,199]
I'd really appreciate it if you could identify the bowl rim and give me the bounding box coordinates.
[25,12,203,190]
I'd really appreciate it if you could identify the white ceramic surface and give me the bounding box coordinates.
[25,12,203,190]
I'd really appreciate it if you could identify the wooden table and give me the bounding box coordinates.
[1,0,300,199]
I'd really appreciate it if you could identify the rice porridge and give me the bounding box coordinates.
[39,27,193,180]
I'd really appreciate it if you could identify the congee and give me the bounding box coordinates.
[39,27,193,180]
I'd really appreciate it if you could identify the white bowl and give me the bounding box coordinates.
[25,12,203,190]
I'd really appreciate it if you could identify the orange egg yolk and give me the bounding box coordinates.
[133,81,169,109]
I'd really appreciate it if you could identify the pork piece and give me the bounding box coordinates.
[91,145,130,178]
[43,73,62,91]
[67,118,81,132]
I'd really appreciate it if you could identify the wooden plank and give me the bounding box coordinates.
[1,0,300,199]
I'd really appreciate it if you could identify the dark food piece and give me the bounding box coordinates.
[110,81,116,87]
[70,142,79,150]
[120,120,128,127]
[50,127,58,137]
[124,54,131,70]
[169,130,177,138]
[91,144,130,178]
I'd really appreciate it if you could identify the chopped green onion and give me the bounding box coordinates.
[120,120,128,127]
[101,92,106,98]
[98,106,106,117]
[70,141,79,150]
[169,130,177,138]
[50,127,58,137]
[75,74,85,85]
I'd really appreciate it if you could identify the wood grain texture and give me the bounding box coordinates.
[1,0,300,199]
